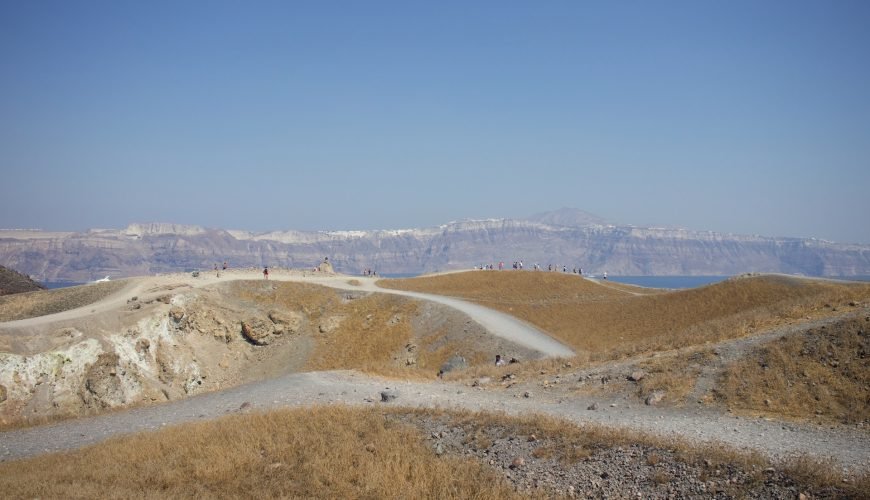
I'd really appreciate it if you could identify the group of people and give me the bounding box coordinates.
[212,261,229,277]
[362,268,377,276]
[476,261,591,276]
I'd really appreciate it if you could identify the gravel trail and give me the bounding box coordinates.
[1,271,574,358]
[2,271,867,475]
[2,370,867,473]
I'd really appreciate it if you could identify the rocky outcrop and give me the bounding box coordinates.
[268,310,303,335]
[80,353,125,409]
[241,317,274,345]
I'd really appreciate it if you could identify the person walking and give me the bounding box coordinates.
[263,266,269,279]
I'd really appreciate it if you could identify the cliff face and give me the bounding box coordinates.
[1,214,868,281]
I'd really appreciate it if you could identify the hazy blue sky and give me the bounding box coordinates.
[1,1,868,243]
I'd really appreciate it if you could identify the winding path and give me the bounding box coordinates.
[2,370,868,473]
[1,271,868,474]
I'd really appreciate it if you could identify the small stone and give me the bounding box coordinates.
[587,402,599,410]
[628,370,646,382]
[645,390,666,406]
[380,389,398,402]
[239,401,251,411]
[169,306,185,322]
[528,434,537,442]
[511,457,525,468]
[365,443,376,453]
[523,391,531,398]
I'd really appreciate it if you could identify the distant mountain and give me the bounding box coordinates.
[526,208,610,227]
[0,264,45,296]
[1,212,869,281]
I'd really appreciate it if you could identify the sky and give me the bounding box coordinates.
[1,1,869,243]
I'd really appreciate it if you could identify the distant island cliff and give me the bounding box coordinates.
[1,209,868,282]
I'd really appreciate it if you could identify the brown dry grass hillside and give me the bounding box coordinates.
[718,315,870,424]
[0,265,45,296]
[380,272,870,358]
[230,280,523,378]
[0,280,127,322]
[1,406,865,499]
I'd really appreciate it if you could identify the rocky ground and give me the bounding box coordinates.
[400,412,850,499]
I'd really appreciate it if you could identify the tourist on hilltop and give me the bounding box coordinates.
[263,266,269,279]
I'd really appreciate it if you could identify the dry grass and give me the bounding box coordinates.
[0,280,128,322]
[231,281,500,379]
[0,407,524,499]
[2,406,865,498]
[381,272,870,358]
[635,349,716,404]
[717,316,870,424]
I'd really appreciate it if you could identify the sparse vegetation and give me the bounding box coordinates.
[230,280,503,379]
[1,406,865,499]
[717,315,870,424]
[381,272,870,358]
[0,407,523,499]
[0,280,128,322]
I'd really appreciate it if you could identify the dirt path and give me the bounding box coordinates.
[0,270,575,358]
[2,272,868,473]
[2,369,867,473]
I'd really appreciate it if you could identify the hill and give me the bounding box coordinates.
[0,265,44,296]
[380,271,870,356]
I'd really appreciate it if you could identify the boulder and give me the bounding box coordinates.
[241,317,273,345]
[318,258,334,273]
[268,310,303,335]
[439,355,468,375]
[169,306,185,323]
[318,316,343,334]
[645,390,666,406]
[380,389,399,402]
[135,338,151,355]
[81,353,125,408]
[628,370,646,382]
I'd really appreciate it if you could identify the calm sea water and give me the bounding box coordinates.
[43,281,85,289]
[606,276,728,289]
